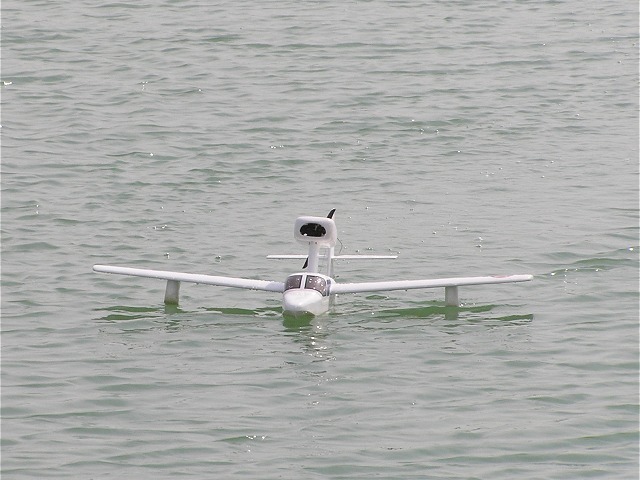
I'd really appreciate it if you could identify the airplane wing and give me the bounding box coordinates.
[330,274,533,294]
[93,265,285,292]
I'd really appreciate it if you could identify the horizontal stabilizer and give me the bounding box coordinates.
[330,274,533,295]
[93,265,284,292]
[333,255,397,260]
[267,254,397,260]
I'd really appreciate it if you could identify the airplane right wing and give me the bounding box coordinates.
[93,265,285,292]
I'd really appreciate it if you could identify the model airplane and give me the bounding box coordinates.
[93,210,532,317]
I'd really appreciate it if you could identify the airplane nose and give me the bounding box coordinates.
[283,289,322,315]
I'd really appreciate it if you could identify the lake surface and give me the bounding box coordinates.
[2,0,638,478]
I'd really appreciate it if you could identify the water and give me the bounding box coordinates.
[2,0,638,478]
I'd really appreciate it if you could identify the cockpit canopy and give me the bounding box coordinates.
[284,274,329,296]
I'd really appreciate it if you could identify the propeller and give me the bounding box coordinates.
[302,209,335,269]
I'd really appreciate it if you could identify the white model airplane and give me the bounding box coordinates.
[93,210,532,317]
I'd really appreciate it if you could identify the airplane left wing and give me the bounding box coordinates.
[330,274,533,295]
[93,265,285,292]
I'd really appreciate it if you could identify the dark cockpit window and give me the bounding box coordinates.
[305,275,328,296]
[285,275,303,291]
[299,222,326,237]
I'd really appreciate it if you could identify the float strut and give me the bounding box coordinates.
[445,286,459,307]
[164,280,181,305]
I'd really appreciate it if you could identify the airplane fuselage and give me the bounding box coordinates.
[282,272,332,316]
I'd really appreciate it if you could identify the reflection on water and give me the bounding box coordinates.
[282,312,314,331]
[350,301,534,329]
[376,303,493,320]
[94,304,283,335]
[95,305,173,322]
[203,306,282,318]
[282,314,334,362]
[96,301,531,358]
